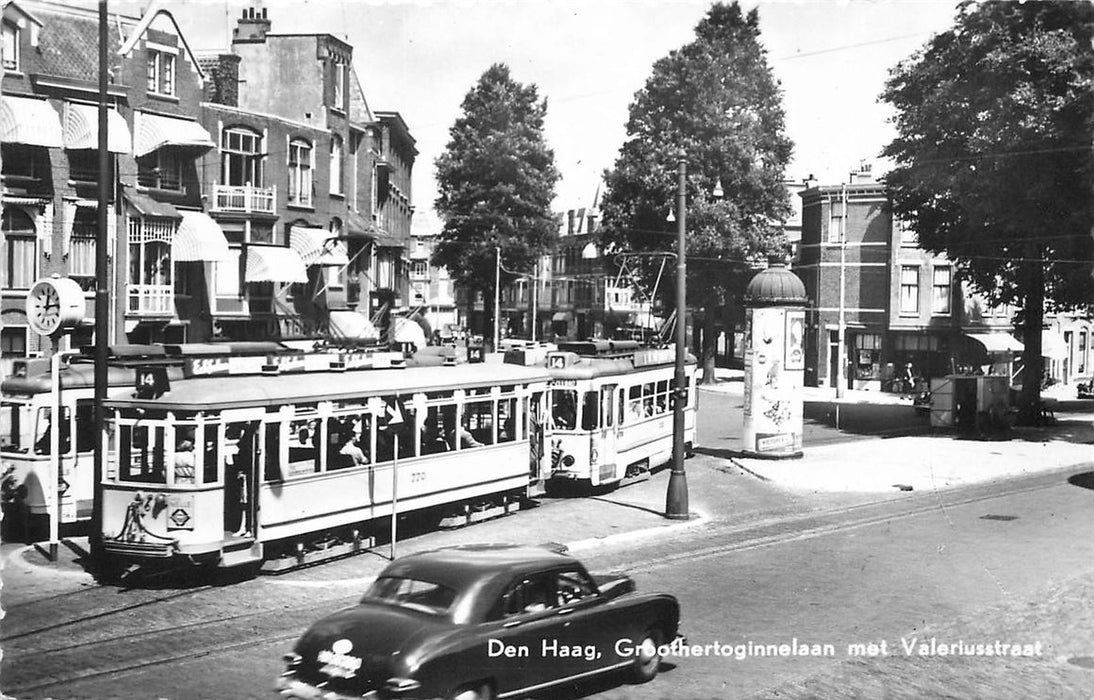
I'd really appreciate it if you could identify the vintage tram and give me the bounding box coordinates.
[541,340,697,488]
[0,343,291,539]
[98,347,552,570]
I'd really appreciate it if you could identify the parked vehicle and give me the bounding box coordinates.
[1078,381,1093,400]
[276,543,683,700]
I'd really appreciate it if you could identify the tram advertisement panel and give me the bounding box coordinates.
[743,307,803,455]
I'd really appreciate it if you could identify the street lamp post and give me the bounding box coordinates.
[665,149,690,520]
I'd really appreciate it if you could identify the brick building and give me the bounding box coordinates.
[796,168,1022,391]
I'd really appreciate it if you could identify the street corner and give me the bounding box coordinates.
[2,537,98,581]
[565,505,710,554]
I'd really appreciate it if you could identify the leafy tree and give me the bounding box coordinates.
[433,63,560,348]
[881,0,1093,421]
[600,2,794,381]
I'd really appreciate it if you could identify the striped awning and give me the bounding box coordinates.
[290,226,349,266]
[245,245,308,283]
[966,332,1024,354]
[0,95,63,148]
[173,211,231,262]
[133,111,214,157]
[63,103,131,153]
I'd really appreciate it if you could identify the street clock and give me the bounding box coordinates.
[25,276,86,336]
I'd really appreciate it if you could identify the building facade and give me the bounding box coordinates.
[1,1,415,375]
[797,169,1025,391]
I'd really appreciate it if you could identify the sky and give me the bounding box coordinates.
[129,0,962,235]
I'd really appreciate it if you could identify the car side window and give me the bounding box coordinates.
[555,569,597,607]
[503,574,555,617]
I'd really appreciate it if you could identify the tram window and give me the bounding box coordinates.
[497,398,517,443]
[329,415,369,469]
[551,390,577,430]
[33,407,71,455]
[400,406,417,458]
[617,390,625,427]
[1,401,30,452]
[263,422,280,481]
[460,401,493,447]
[581,391,599,431]
[642,383,655,416]
[173,426,197,484]
[601,385,616,428]
[120,424,166,483]
[205,424,220,484]
[422,405,454,454]
[656,381,669,414]
[75,400,96,452]
[627,386,642,423]
[287,419,320,476]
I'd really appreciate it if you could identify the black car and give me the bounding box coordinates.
[276,544,682,699]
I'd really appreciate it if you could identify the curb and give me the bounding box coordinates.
[566,507,709,553]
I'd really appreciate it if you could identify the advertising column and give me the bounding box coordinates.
[742,262,808,458]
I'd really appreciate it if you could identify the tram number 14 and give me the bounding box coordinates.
[409,471,426,484]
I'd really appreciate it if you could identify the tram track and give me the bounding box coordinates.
[4,466,1078,697]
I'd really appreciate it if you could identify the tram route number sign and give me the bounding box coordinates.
[166,495,195,531]
[135,365,171,399]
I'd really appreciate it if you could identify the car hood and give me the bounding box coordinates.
[294,603,453,685]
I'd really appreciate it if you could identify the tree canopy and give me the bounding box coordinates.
[433,63,560,342]
[881,0,1093,415]
[599,2,794,375]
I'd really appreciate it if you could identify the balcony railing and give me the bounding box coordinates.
[126,284,174,316]
[211,184,277,214]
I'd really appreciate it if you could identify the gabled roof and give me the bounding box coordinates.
[25,1,128,82]
[117,1,205,81]
[3,1,45,27]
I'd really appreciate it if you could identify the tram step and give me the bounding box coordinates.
[220,540,263,568]
[438,500,521,529]
[260,535,376,573]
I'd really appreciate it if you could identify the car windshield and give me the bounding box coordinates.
[363,576,458,615]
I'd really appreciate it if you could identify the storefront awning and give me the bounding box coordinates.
[0,95,63,148]
[552,312,572,322]
[328,310,379,341]
[133,111,214,157]
[290,226,350,266]
[244,245,308,283]
[124,189,181,218]
[173,211,232,262]
[345,211,379,240]
[63,103,131,153]
[966,332,1024,354]
[1041,331,1069,360]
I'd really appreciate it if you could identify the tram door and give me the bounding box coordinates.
[224,420,260,538]
[528,391,548,483]
[597,384,618,481]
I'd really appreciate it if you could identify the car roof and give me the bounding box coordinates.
[380,544,576,591]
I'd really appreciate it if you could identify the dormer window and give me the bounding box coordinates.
[147,47,176,96]
[2,21,19,71]
[332,60,345,111]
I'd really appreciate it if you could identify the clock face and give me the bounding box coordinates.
[25,278,85,336]
[29,282,62,334]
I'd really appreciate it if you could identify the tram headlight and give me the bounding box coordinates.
[590,447,599,465]
[562,454,575,467]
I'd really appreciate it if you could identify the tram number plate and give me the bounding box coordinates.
[166,495,195,531]
[409,471,426,484]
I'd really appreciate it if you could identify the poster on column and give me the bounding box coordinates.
[745,307,803,455]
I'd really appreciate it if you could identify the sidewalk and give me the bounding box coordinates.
[702,367,1093,493]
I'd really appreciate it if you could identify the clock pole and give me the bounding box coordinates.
[90,0,110,558]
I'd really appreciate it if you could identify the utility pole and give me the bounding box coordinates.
[836,183,848,401]
[90,0,110,557]
[665,149,690,520]
[493,246,501,351]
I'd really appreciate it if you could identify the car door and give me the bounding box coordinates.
[546,567,627,676]
[478,572,568,695]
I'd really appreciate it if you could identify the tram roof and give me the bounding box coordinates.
[546,353,697,381]
[1,362,185,396]
[101,361,552,412]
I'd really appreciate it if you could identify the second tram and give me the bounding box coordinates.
[542,340,697,488]
[98,349,552,570]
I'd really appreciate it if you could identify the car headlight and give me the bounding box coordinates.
[384,677,422,695]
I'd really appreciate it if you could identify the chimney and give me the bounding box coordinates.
[233,5,271,43]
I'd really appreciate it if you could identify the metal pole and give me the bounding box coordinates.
[493,246,501,352]
[665,150,689,519]
[836,183,848,401]
[531,261,538,343]
[390,433,398,560]
[90,0,110,557]
[47,347,62,561]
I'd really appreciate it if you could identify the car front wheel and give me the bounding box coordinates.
[629,630,662,683]
[448,681,495,700]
